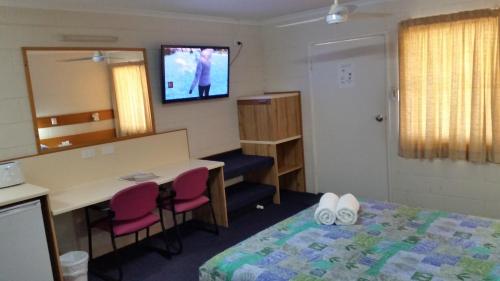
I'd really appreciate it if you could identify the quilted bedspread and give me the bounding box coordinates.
[199,199,500,281]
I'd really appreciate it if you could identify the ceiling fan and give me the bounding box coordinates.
[276,0,390,28]
[60,51,123,63]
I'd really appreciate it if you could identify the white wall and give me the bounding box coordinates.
[262,0,500,218]
[0,6,264,160]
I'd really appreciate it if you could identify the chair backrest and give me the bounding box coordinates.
[110,182,159,221]
[172,167,209,201]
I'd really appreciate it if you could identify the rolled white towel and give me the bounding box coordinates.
[314,193,339,225]
[335,193,360,225]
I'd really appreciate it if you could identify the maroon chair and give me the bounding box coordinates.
[160,167,219,254]
[85,182,170,281]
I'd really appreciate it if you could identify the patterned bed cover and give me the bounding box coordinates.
[199,199,500,281]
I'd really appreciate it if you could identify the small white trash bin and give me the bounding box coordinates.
[60,251,89,281]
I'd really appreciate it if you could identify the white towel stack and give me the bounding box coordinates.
[314,193,339,225]
[335,193,360,225]
[314,193,360,225]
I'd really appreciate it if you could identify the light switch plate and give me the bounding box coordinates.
[101,145,114,155]
[81,148,96,159]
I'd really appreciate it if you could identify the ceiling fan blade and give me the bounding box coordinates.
[276,16,324,28]
[59,57,93,62]
[350,12,392,19]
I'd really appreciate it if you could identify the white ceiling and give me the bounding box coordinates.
[0,0,347,21]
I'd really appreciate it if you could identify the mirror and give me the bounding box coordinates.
[23,47,155,153]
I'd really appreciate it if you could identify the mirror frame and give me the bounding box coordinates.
[22,46,156,155]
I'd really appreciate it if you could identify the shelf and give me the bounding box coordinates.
[240,135,302,145]
[204,149,274,180]
[225,181,276,213]
[37,109,114,128]
[279,169,305,192]
[237,92,299,101]
[278,165,303,176]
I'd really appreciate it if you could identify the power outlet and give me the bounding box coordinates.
[81,148,96,159]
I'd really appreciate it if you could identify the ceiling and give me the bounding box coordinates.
[0,0,351,21]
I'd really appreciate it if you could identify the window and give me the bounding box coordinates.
[399,9,500,163]
[110,63,153,137]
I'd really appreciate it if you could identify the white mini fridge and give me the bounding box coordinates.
[0,200,54,281]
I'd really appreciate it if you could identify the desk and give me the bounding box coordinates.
[12,130,226,278]
[0,183,49,208]
[50,159,228,227]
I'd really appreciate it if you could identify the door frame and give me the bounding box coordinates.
[307,33,392,200]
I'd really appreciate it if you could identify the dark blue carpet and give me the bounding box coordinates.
[89,190,320,281]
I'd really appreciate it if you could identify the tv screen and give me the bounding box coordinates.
[161,45,230,103]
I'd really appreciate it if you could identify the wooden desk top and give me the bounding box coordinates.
[0,183,49,208]
[49,159,224,216]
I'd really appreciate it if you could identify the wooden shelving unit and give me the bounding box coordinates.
[237,91,306,193]
[205,149,277,212]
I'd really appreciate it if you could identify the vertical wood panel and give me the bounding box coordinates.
[40,196,63,281]
[193,166,228,227]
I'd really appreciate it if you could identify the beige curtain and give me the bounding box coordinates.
[399,9,500,163]
[111,63,153,137]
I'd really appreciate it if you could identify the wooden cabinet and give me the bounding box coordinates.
[238,93,301,142]
[237,92,306,193]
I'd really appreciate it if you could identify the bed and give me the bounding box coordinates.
[199,199,500,281]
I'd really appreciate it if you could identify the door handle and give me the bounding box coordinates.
[375,114,384,122]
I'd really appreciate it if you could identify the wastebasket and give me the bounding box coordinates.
[60,251,89,281]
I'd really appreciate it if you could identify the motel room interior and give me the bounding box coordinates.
[2,0,500,280]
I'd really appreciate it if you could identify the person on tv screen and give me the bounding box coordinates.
[189,48,214,97]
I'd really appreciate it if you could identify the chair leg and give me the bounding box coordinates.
[146,227,150,238]
[84,207,93,259]
[135,232,139,243]
[158,210,172,259]
[209,202,219,235]
[182,212,186,225]
[110,234,123,281]
[171,210,183,255]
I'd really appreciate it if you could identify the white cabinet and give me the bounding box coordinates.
[0,200,54,281]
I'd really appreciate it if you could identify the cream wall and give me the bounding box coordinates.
[3,0,500,221]
[262,0,500,218]
[28,51,115,140]
[28,51,112,117]
[0,6,264,160]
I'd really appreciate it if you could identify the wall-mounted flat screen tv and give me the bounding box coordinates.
[161,45,230,103]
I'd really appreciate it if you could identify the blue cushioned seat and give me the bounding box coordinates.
[206,149,274,180]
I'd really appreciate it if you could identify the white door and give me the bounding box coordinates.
[310,35,388,201]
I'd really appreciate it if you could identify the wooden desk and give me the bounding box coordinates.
[50,159,228,227]
[13,130,228,275]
